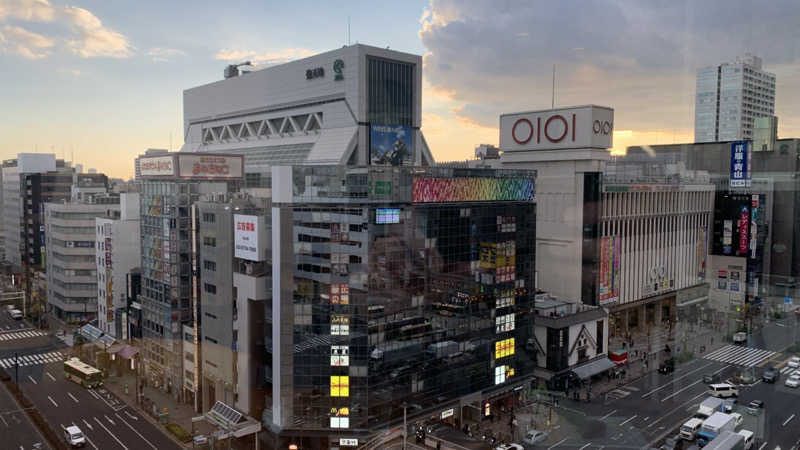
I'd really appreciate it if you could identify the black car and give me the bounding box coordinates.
[762,366,779,383]
[659,358,676,374]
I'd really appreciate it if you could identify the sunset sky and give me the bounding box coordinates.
[1,0,798,178]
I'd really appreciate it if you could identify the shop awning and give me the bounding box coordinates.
[571,356,616,380]
[117,346,140,360]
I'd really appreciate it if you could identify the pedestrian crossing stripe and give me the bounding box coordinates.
[703,345,776,367]
[780,366,798,375]
[0,330,47,341]
[0,351,65,368]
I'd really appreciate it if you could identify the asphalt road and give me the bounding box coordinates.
[0,318,181,450]
[0,372,49,450]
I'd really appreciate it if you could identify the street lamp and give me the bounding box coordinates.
[401,402,408,450]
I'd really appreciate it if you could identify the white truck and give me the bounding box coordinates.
[696,397,724,419]
[703,430,745,450]
[697,412,737,446]
[680,418,703,440]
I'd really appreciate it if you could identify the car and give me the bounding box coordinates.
[733,332,747,345]
[788,357,800,369]
[785,374,800,388]
[762,366,779,383]
[746,400,764,415]
[523,429,548,445]
[703,373,720,384]
[495,445,524,450]
[661,434,683,450]
[723,398,736,413]
[63,425,86,448]
[730,412,743,428]
[659,358,676,374]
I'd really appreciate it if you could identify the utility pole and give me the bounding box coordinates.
[14,352,19,385]
[402,402,408,450]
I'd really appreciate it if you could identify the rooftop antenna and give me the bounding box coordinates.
[347,16,351,46]
[551,65,556,109]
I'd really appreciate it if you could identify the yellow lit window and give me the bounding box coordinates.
[494,338,515,359]
[330,376,349,397]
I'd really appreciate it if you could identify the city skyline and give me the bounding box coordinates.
[1,0,799,179]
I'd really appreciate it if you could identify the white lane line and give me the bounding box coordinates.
[578,444,592,450]
[48,396,58,407]
[46,371,55,382]
[115,412,157,449]
[783,414,795,426]
[82,418,94,431]
[758,442,767,450]
[641,362,713,398]
[0,413,7,426]
[68,393,79,403]
[94,416,128,450]
[548,438,568,449]
[75,422,99,450]
[647,391,708,429]
[661,379,703,402]
[105,415,115,426]
[619,415,637,426]
[600,409,617,420]
[124,411,138,421]
[27,375,37,385]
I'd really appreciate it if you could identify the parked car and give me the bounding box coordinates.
[785,374,800,388]
[788,356,800,369]
[661,434,683,450]
[63,425,86,448]
[659,358,676,374]
[762,366,779,383]
[746,400,764,415]
[523,429,548,445]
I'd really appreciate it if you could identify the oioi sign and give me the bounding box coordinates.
[500,105,614,151]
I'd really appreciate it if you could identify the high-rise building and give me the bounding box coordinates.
[96,192,141,338]
[137,151,243,403]
[134,149,169,181]
[695,53,776,143]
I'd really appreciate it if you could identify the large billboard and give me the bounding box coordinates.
[499,105,614,151]
[598,236,620,305]
[412,177,534,203]
[729,141,751,188]
[139,155,175,177]
[178,154,243,179]
[712,193,750,257]
[370,124,412,166]
[234,214,266,261]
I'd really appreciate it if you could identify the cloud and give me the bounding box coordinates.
[214,47,316,66]
[0,0,132,59]
[419,0,800,146]
[56,67,80,76]
[0,24,54,59]
[146,47,185,62]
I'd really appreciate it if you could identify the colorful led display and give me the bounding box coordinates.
[412,177,534,203]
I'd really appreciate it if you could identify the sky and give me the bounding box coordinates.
[1,0,799,179]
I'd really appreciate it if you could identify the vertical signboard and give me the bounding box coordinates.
[729,141,751,187]
[598,236,620,305]
[234,214,266,261]
[697,226,707,279]
[370,124,413,166]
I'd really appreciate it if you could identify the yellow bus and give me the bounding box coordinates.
[63,357,104,388]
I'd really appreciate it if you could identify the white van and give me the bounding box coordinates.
[680,417,703,440]
[708,383,738,398]
[738,430,754,450]
[8,309,22,320]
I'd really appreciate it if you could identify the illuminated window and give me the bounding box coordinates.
[330,417,350,428]
[495,338,515,359]
[331,315,349,335]
[496,292,515,308]
[330,376,349,397]
[331,345,349,366]
[495,313,515,333]
[495,365,515,385]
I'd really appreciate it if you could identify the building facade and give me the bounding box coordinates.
[267,165,536,449]
[695,53,776,143]
[137,152,243,402]
[95,192,141,338]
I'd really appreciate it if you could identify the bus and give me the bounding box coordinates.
[63,357,104,388]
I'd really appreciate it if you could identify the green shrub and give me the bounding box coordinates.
[165,423,192,443]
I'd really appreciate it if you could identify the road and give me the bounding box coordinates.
[0,371,49,450]
[0,317,181,450]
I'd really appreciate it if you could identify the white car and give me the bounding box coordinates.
[496,444,524,450]
[730,412,743,428]
[523,429,548,445]
[63,425,86,448]
[788,357,800,369]
[785,374,800,388]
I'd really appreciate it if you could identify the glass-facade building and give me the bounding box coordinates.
[268,165,537,448]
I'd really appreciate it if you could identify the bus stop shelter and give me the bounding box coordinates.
[193,401,261,449]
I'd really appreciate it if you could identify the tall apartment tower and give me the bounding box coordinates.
[695,53,776,143]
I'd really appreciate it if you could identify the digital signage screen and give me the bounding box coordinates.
[712,193,750,257]
[375,208,400,224]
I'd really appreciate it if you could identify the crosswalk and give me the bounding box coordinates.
[703,345,776,367]
[779,365,798,375]
[0,329,47,341]
[0,351,65,368]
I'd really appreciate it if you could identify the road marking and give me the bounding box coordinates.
[82,418,94,431]
[94,416,128,450]
[758,442,767,450]
[47,396,58,407]
[776,322,787,327]
[643,416,650,421]
[87,389,101,401]
[661,379,703,402]
[45,372,55,382]
[600,409,617,420]
[758,352,783,367]
[0,414,7,426]
[641,362,713,398]
[115,412,157,449]
[647,391,707,429]
[578,444,592,450]
[548,438,568,449]
[124,410,138,421]
[27,375,36,385]
[74,422,99,450]
[619,415,637,426]
[105,415,115,426]
[783,414,795,426]
[68,393,79,403]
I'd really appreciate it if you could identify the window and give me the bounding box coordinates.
[330,376,349,397]
[202,213,215,223]
[330,415,349,428]
[495,313,515,333]
[203,260,216,271]
[495,365,515,385]
[203,236,216,247]
[495,338,515,359]
[203,283,217,294]
[331,345,349,366]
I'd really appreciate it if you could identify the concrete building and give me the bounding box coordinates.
[180,44,435,176]
[46,193,118,324]
[137,151,243,403]
[695,54,776,143]
[95,192,141,338]
[134,149,169,181]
